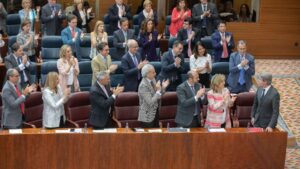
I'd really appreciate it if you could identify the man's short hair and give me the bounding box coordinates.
[96,42,109,52]
[96,71,109,81]
[258,72,272,85]
[184,17,193,25]
[11,43,21,52]
[6,68,16,80]
[67,14,77,22]
[120,17,129,25]
[173,40,183,48]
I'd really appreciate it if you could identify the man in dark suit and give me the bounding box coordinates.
[192,0,219,38]
[107,0,132,35]
[177,18,196,58]
[89,71,124,129]
[251,72,280,132]
[158,40,185,91]
[61,14,84,61]
[212,21,235,62]
[175,70,206,128]
[1,69,35,129]
[121,39,148,92]
[227,40,255,94]
[41,0,66,35]
[113,17,136,61]
[4,43,33,88]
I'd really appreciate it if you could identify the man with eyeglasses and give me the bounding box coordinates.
[1,68,36,129]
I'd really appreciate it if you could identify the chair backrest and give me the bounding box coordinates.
[181,61,190,82]
[41,36,63,62]
[103,13,110,24]
[24,92,43,128]
[103,14,112,35]
[201,36,214,56]
[110,61,124,87]
[80,35,91,61]
[168,37,177,49]
[29,62,37,84]
[107,35,114,47]
[150,61,161,75]
[6,14,21,36]
[78,61,92,91]
[65,91,91,127]
[133,14,140,36]
[159,92,178,127]
[211,62,229,85]
[164,15,171,38]
[235,92,255,127]
[41,61,58,86]
[114,92,140,127]
[8,36,17,54]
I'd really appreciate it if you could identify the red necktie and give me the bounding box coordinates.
[15,85,25,114]
[222,33,228,58]
[71,28,75,38]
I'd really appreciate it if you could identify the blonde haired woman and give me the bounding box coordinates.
[57,44,80,93]
[90,20,108,59]
[42,72,70,128]
[19,0,40,31]
[205,74,237,128]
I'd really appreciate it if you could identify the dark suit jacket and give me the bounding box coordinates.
[137,11,158,27]
[251,86,280,128]
[211,31,235,62]
[89,82,115,128]
[107,4,132,35]
[227,52,255,92]
[72,9,92,33]
[192,2,219,36]
[158,50,185,91]
[113,29,135,61]
[121,52,142,92]
[41,3,66,35]
[177,28,195,58]
[61,27,82,61]
[175,81,204,126]
[138,30,160,61]
[4,54,32,86]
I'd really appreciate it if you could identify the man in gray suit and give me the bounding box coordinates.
[175,70,206,128]
[113,17,136,61]
[192,0,219,38]
[1,69,35,129]
[251,72,280,132]
[138,64,169,128]
[41,0,66,35]
[227,40,255,94]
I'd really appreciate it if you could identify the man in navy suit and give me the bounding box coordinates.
[89,71,124,129]
[158,40,185,91]
[177,18,196,58]
[227,40,255,94]
[107,0,132,35]
[212,21,235,62]
[61,14,84,61]
[121,39,148,92]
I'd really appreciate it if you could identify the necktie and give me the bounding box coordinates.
[260,89,265,101]
[238,68,245,85]
[150,81,156,90]
[71,28,75,38]
[187,30,192,57]
[222,33,228,58]
[101,85,109,98]
[190,86,199,115]
[17,58,25,83]
[133,56,138,67]
[15,85,25,114]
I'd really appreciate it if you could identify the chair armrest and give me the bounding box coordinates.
[23,122,36,128]
[65,119,80,128]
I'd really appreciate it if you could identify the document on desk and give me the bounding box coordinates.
[93,128,117,133]
[208,128,226,132]
[9,129,22,134]
[148,129,162,133]
[55,129,72,133]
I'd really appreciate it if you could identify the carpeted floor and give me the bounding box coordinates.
[255,59,300,169]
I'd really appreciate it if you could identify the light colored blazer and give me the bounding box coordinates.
[57,58,80,92]
[91,54,112,85]
[42,87,67,128]
[1,82,25,128]
[138,78,162,123]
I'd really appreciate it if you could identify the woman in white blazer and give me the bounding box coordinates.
[42,72,70,128]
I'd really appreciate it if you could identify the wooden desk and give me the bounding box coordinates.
[0,128,287,169]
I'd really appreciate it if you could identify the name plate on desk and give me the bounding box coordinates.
[168,128,190,132]
[9,129,22,134]
[208,128,226,132]
[148,129,162,133]
[93,128,117,133]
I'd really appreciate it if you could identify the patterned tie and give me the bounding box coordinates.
[190,86,199,116]
[202,5,207,28]
[222,33,228,58]
[187,30,192,57]
[71,28,76,38]
[150,81,156,90]
[17,58,25,83]
[15,85,25,114]
[238,55,245,85]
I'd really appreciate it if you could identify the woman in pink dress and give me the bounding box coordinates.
[205,74,237,128]
[169,0,191,37]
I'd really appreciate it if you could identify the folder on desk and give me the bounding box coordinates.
[168,128,190,132]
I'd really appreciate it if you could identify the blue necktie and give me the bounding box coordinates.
[238,68,245,85]
[202,5,207,28]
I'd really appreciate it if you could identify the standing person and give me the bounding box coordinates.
[192,0,219,38]
[57,44,80,93]
[138,64,169,128]
[89,71,124,129]
[42,72,70,129]
[169,0,191,38]
[107,0,132,35]
[175,70,206,128]
[4,43,33,88]
[227,40,255,94]
[41,0,66,35]
[72,0,92,33]
[238,3,251,22]
[189,42,212,88]
[121,39,148,92]
[158,40,185,91]
[138,18,161,61]
[0,2,8,35]
[7,0,22,14]
[205,74,236,128]
[91,42,118,85]
[137,0,158,27]
[1,69,35,129]
[251,72,280,132]
[61,14,84,61]
[90,20,108,59]
[17,20,39,62]
[211,21,234,62]
[19,0,40,32]
[177,18,195,58]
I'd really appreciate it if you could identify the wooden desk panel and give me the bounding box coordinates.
[0,128,287,169]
